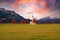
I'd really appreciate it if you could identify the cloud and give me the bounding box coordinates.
[0,0,5,2]
[0,0,60,10]
[0,0,17,3]
[0,0,18,7]
[55,0,60,9]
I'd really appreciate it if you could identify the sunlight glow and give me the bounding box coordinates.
[16,0,50,20]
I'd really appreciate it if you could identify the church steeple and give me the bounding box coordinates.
[30,15,37,24]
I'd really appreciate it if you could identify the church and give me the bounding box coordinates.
[30,16,37,24]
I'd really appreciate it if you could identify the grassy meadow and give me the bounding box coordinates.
[0,24,60,40]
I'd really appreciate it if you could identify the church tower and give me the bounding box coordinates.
[30,15,37,24]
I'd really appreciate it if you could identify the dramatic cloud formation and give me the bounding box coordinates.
[0,0,60,10]
[0,0,60,19]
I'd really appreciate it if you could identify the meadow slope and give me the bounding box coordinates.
[0,24,60,40]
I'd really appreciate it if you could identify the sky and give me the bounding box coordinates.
[0,0,60,20]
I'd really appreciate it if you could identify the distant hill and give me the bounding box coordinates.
[37,16,52,23]
[37,16,60,24]
[52,18,60,23]
[0,8,31,23]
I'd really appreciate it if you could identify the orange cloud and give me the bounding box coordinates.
[37,0,46,8]
[10,0,50,15]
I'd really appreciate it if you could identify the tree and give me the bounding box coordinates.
[20,20,26,24]
[12,19,16,24]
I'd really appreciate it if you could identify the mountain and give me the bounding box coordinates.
[37,16,60,24]
[0,8,31,23]
[37,16,52,23]
[52,18,60,23]
[0,8,60,24]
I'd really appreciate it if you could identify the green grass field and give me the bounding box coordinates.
[0,24,60,40]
